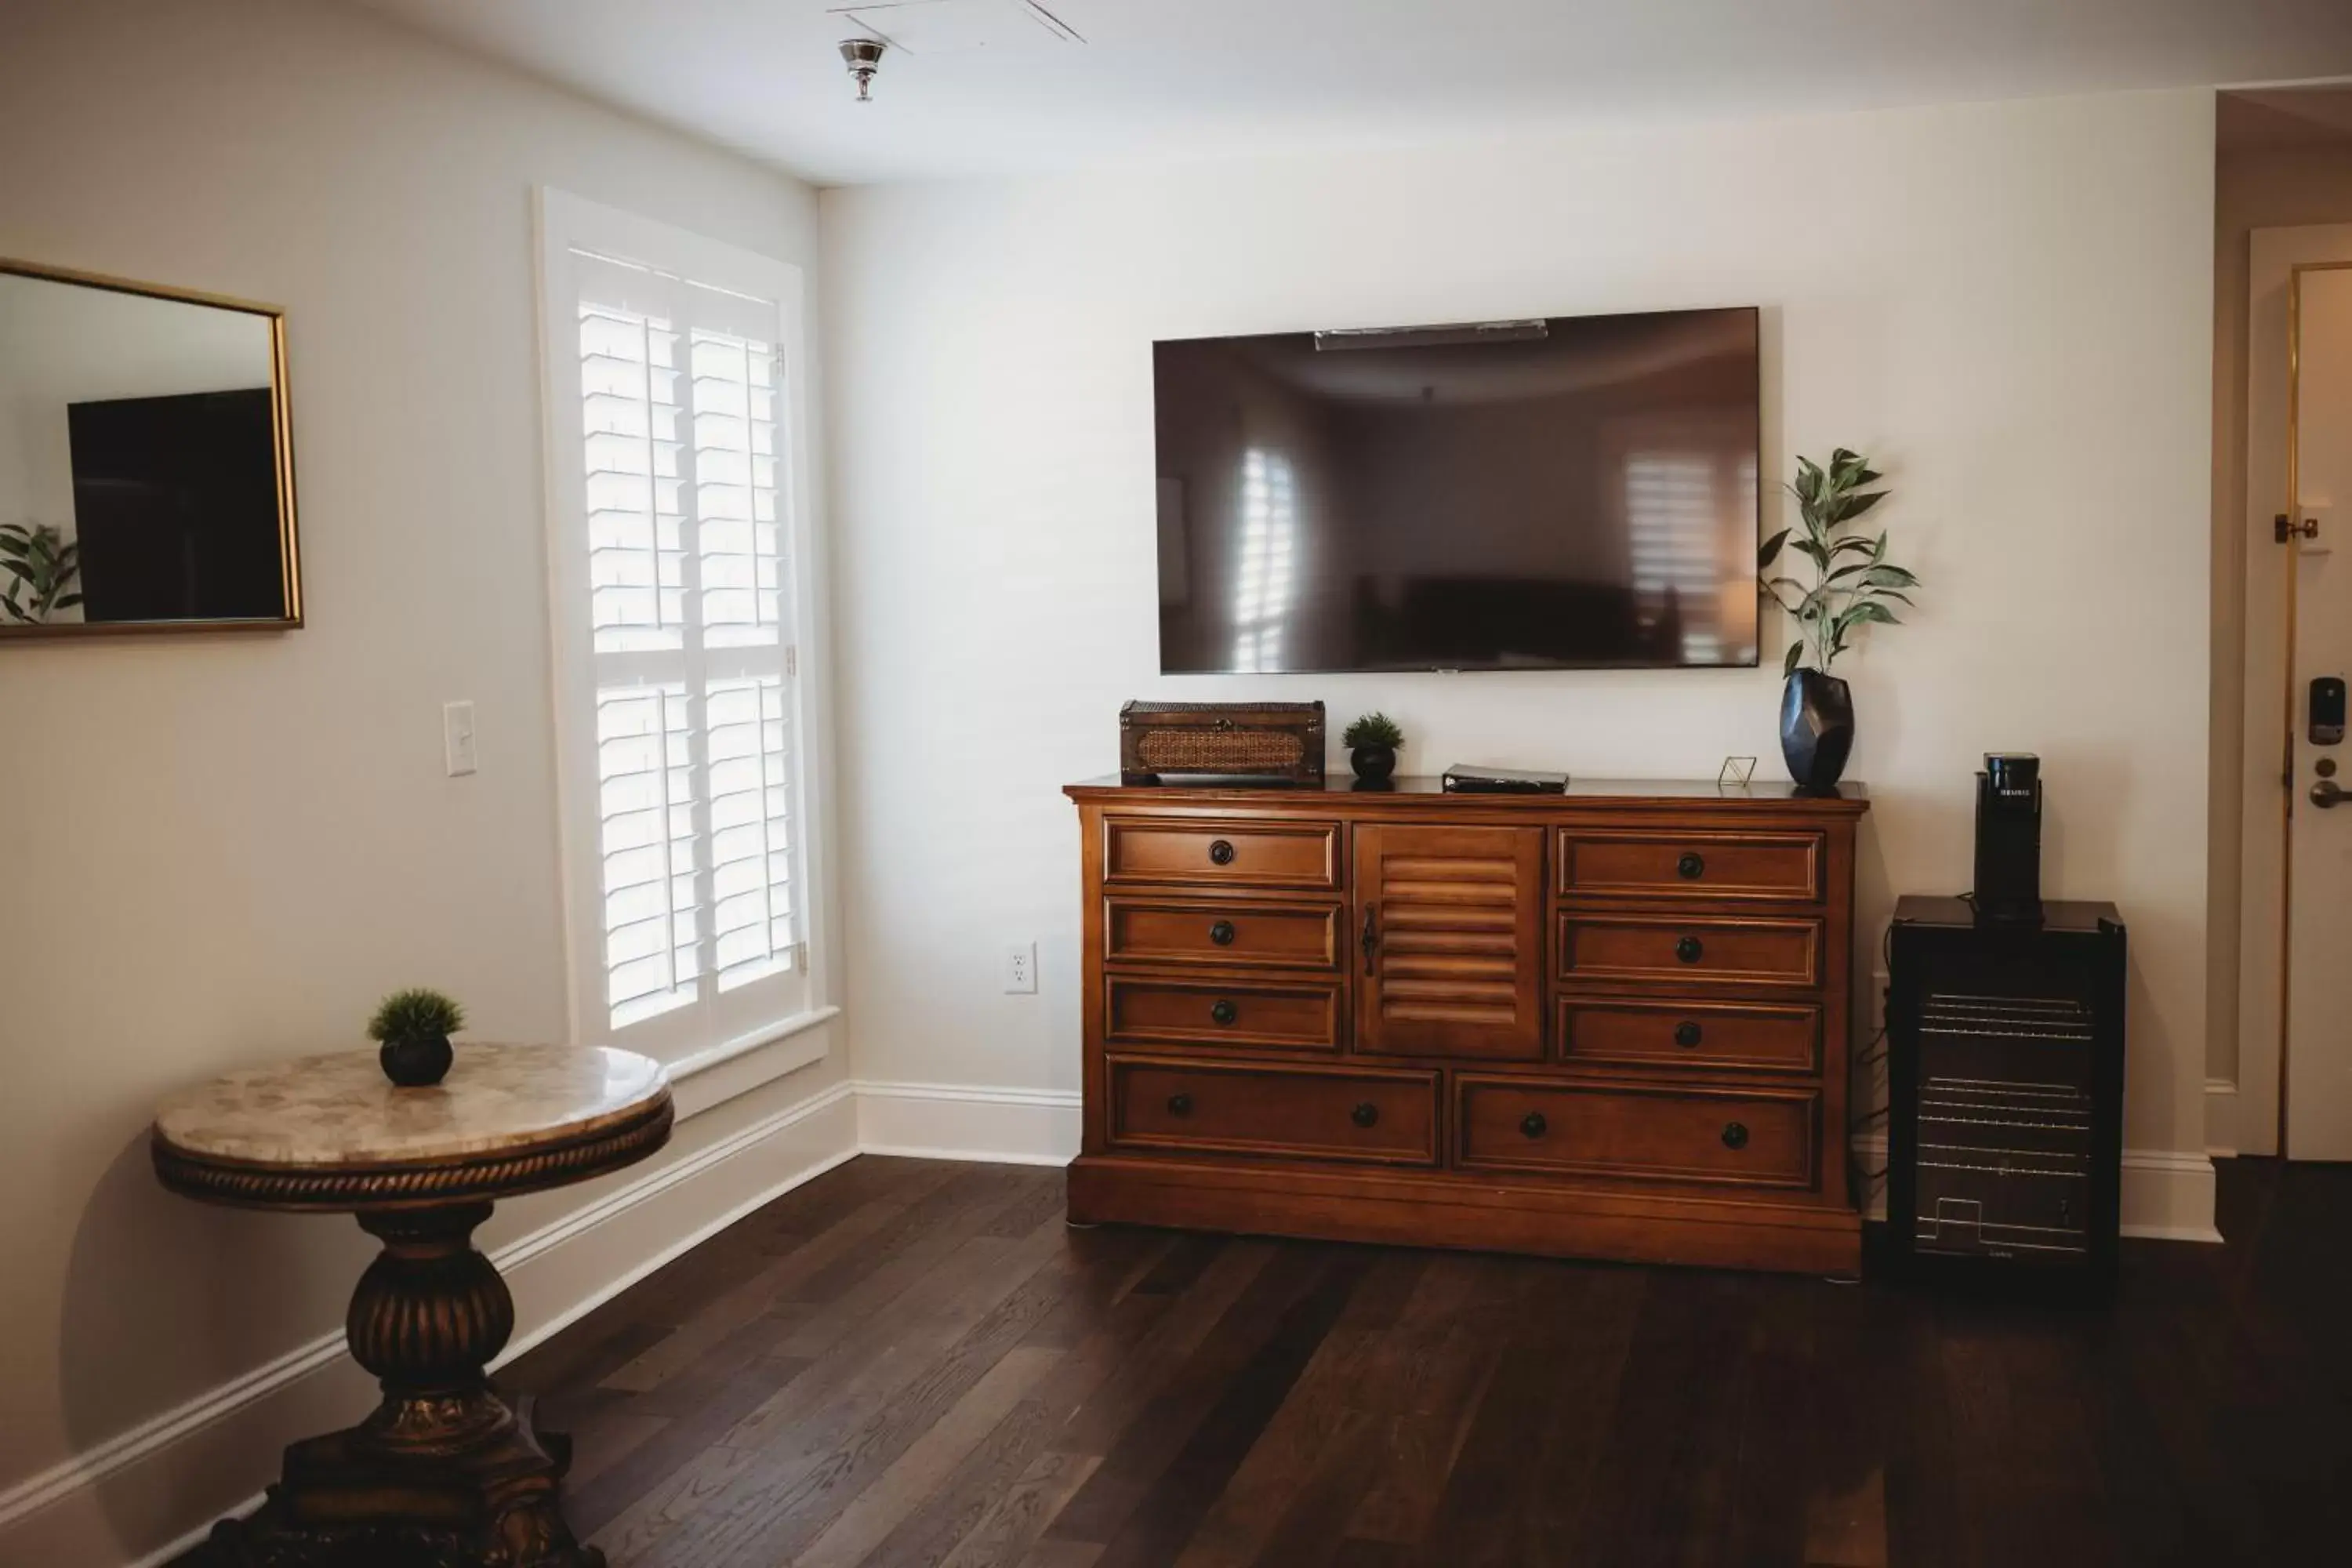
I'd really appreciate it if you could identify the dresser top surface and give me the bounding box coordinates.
[1066,775,1869,811]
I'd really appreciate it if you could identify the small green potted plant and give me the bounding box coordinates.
[1343,712,1405,786]
[368,988,465,1087]
[1758,448,1918,791]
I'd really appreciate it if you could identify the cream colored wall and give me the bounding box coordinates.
[0,0,845,1561]
[2208,140,2352,1094]
[822,89,2220,1185]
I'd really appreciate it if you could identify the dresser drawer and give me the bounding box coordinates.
[1102,817,1341,890]
[1558,829,1823,904]
[1109,1057,1438,1166]
[1558,913,1822,989]
[1104,897,1344,971]
[1457,1077,1817,1189]
[1558,997,1821,1074]
[1105,974,1343,1054]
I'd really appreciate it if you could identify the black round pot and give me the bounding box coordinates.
[1780,669,1855,793]
[1350,743,1397,783]
[379,1033,454,1088]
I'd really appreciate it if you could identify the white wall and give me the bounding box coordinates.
[0,1,847,1561]
[822,91,2218,1181]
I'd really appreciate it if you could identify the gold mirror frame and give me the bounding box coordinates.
[0,256,301,640]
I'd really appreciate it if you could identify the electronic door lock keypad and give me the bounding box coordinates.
[2311,677,2347,747]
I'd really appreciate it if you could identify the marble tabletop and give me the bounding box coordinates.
[152,1043,670,1168]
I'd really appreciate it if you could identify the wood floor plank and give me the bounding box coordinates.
[1091,1250,1374,1568]
[1045,1246,1341,1547]
[597,1198,900,1393]
[791,1344,1064,1568]
[590,1222,1067,1562]
[412,1155,2352,1568]
[936,1450,1105,1568]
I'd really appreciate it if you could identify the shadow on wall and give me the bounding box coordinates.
[58,1131,372,1550]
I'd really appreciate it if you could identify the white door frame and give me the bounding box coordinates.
[2237,223,2352,1156]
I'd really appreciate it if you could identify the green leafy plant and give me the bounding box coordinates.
[1758,448,1918,675]
[368,989,466,1044]
[0,523,83,624]
[1343,712,1405,749]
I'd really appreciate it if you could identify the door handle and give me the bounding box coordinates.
[2314,779,2347,810]
[1361,905,1378,967]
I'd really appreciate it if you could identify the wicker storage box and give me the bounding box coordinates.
[1118,701,1326,786]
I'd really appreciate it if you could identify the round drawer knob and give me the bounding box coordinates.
[1207,838,1236,866]
[1721,1121,1749,1150]
[1675,935,1704,964]
[1351,1102,1380,1129]
[1677,851,1706,880]
[1520,1111,1548,1139]
[1675,1021,1704,1048]
[1167,1093,1193,1116]
[1209,999,1238,1025]
[1209,920,1236,946]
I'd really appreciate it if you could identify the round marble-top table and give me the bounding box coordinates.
[152,1044,673,1568]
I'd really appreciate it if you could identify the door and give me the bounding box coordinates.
[1354,822,1544,1060]
[2287,262,2352,1160]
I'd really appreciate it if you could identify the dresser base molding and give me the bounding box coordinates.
[1067,1155,1864,1277]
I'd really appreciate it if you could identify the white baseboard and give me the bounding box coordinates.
[1851,1134,2222,1243]
[2205,1077,2241,1159]
[853,1079,1082,1166]
[0,1073,859,1568]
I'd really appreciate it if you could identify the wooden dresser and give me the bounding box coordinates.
[1063,776,1871,1275]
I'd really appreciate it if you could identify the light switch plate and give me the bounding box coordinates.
[443,701,477,777]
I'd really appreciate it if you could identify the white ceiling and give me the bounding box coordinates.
[350,0,2352,186]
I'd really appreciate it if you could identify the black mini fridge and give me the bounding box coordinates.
[1886,895,2126,1290]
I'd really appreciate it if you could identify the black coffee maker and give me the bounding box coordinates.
[1973,753,2043,925]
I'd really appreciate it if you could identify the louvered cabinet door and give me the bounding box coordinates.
[1354,823,1545,1060]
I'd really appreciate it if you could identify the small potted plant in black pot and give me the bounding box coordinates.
[1343,712,1405,786]
[368,988,465,1087]
[1759,448,1919,792]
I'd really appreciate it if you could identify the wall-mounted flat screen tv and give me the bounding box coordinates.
[1153,307,1760,673]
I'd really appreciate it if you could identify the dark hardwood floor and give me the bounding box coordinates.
[485,1155,2352,1568]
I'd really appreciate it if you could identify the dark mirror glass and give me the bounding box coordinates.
[0,261,299,637]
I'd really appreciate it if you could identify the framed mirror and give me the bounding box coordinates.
[0,258,300,637]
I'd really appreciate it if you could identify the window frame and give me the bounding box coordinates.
[533,187,833,1072]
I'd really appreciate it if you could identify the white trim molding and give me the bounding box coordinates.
[2206,1077,2241,1159]
[1853,1134,2223,1243]
[852,1079,1083,1166]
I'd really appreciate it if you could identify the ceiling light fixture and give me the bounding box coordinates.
[839,37,887,103]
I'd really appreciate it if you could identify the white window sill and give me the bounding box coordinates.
[666,1004,842,1121]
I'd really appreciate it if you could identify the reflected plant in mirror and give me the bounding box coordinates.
[0,258,300,638]
[0,521,82,623]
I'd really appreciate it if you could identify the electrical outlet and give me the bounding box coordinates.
[1004,941,1036,994]
[443,700,477,777]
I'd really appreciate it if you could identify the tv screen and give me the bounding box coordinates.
[1153,307,1760,673]
[68,388,286,622]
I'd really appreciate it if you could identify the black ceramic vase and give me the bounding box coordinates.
[1350,743,1397,784]
[1779,669,1855,793]
[379,1033,455,1088]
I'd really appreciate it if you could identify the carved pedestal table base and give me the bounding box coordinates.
[151,1044,674,1568]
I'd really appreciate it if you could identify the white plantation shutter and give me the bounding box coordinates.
[539,192,823,1060]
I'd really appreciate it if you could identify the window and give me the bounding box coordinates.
[536,191,825,1064]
